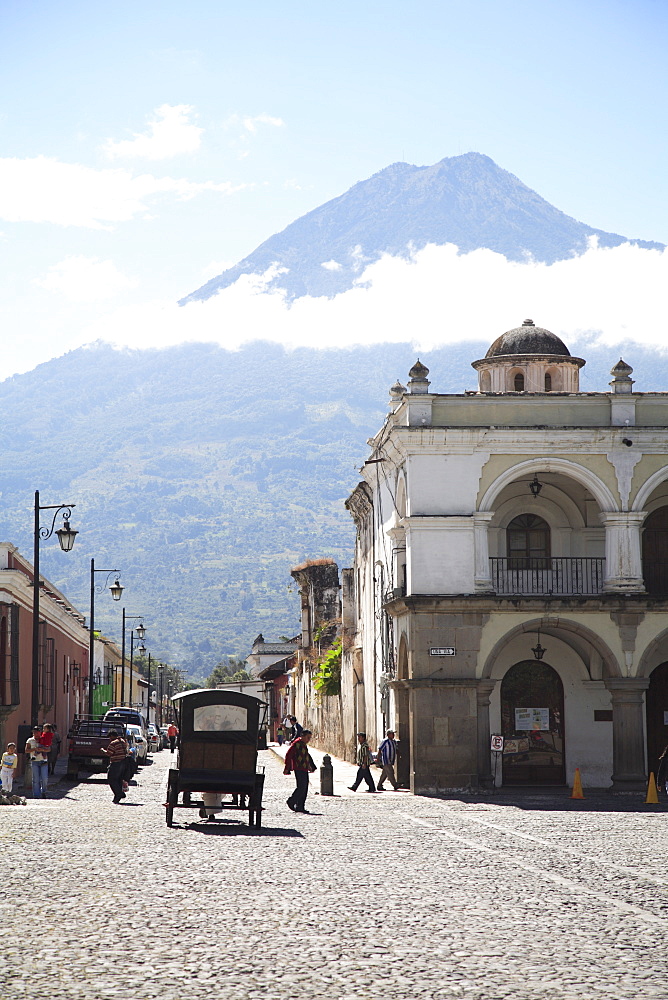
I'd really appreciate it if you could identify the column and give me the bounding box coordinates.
[473,512,494,592]
[600,512,647,592]
[476,680,497,787]
[604,677,649,790]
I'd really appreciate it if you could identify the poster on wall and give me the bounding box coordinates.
[515,707,550,731]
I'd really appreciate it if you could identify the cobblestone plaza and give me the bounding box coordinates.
[5,750,668,1000]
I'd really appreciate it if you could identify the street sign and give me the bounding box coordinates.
[490,734,504,752]
[429,647,456,656]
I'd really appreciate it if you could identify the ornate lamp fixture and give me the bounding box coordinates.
[110,578,124,602]
[531,631,547,660]
[529,474,544,498]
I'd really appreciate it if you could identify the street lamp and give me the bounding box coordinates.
[120,609,144,706]
[88,560,123,716]
[32,491,78,728]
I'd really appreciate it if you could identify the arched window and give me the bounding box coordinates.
[544,373,552,392]
[507,513,550,568]
[514,372,525,392]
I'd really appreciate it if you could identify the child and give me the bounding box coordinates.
[276,724,285,746]
[1,743,18,794]
[40,724,54,752]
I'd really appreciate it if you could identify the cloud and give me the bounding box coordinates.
[78,240,668,363]
[321,260,342,271]
[104,104,203,160]
[0,156,246,228]
[242,114,284,134]
[224,113,285,159]
[36,256,138,302]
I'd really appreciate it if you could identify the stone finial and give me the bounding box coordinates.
[389,379,407,410]
[407,359,430,394]
[609,358,635,394]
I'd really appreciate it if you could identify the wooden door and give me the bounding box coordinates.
[643,507,668,595]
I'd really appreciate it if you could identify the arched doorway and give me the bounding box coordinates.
[501,661,565,785]
[643,507,668,595]
[395,637,411,788]
[646,661,668,775]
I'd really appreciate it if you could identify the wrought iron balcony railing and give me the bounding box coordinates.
[489,557,605,596]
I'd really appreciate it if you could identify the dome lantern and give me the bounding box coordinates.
[472,319,585,394]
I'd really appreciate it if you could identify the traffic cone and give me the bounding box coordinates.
[645,772,659,804]
[570,767,584,799]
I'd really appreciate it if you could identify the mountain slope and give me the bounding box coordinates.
[2,338,667,681]
[180,153,664,303]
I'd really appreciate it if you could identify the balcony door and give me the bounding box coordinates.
[643,506,668,595]
[501,660,565,785]
[507,513,551,568]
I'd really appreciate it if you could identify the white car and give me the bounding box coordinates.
[125,724,148,763]
[147,724,160,752]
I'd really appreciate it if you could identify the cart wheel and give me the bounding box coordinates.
[166,774,177,827]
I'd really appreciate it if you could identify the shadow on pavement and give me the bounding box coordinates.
[424,789,668,813]
[180,820,304,838]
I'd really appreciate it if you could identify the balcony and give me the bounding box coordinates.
[489,557,605,596]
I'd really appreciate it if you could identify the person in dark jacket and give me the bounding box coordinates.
[348,732,376,792]
[284,730,316,813]
[103,730,129,803]
[657,745,668,795]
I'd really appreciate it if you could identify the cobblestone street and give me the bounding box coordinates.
[5,749,668,1000]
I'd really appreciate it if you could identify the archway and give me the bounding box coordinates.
[501,661,565,785]
[395,635,410,788]
[646,662,668,774]
[643,506,668,595]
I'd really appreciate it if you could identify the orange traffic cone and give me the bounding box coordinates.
[570,767,584,799]
[646,772,659,804]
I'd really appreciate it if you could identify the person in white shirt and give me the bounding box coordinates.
[1,742,18,794]
[25,727,50,798]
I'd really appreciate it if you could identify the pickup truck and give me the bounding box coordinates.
[66,719,132,780]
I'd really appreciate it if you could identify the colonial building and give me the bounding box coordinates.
[343,319,668,792]
[0,542,90,751]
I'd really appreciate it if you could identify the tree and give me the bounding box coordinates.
[206,655,251,688]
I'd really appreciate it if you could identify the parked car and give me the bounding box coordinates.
[125,724,148,764]
[159,726,170,750]
[103,707,148,734]
[147,724,160,752]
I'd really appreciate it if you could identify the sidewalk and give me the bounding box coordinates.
[267,741,408,795]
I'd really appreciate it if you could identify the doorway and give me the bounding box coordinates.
[501,660,565,785]
[646,661,668,775]
[643,507,668,595]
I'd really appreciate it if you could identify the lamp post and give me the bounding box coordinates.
[120,610,145,706]
[31,491,78,728]
[157,663,164,726]
[88,561,123,717]
[145,651,152,724]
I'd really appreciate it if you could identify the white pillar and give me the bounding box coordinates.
[600,512,648,592]
[473,512,494,592]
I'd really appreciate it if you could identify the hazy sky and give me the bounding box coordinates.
[1,0,667,378]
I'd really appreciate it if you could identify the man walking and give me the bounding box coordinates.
[377,729,399,790]
[348,732,376,792]
[284,729,316,813]
[25,727,50,798]
[102,729,129,803]
[167,722,179,753]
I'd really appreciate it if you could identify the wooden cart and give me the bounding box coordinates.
[165,688,267,828]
